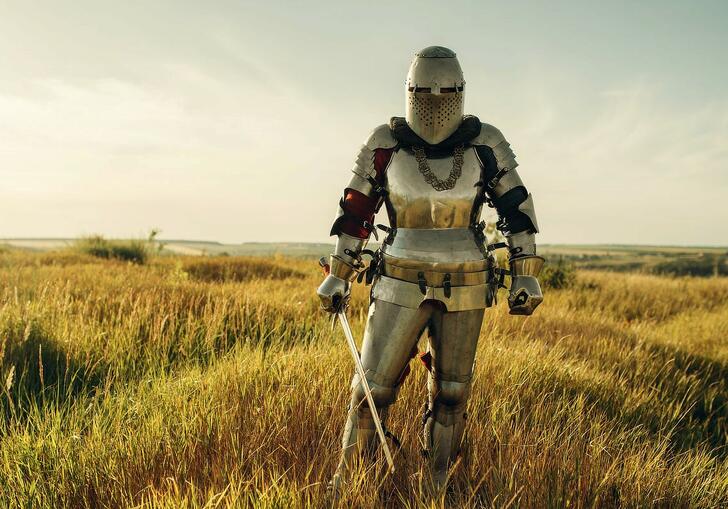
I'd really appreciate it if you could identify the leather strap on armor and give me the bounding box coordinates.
[383,262,489,287]
[390,115,482,153]
[330,193,378,238]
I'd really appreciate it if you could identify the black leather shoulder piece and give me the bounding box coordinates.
[473,144,499,182]
[389,115,481,152]
[491,187,535,235]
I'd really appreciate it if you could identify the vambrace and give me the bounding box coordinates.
[506,230,536,259]
[330,233,367,281]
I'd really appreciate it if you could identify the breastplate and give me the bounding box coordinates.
[381,147,487,272]
[385,147,481,229]
[374,147,492,310]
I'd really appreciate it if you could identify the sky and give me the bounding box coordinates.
[0,0,726,245]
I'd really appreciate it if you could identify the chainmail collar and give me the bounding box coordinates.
[389,115,481,156]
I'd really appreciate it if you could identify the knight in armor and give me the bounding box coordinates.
[317,46,544,492]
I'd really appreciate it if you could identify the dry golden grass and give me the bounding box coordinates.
[0,252,726,508]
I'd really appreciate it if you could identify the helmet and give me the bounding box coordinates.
[405,46,465,145]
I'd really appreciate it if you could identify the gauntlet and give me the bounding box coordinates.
[317,274,350,313]
[508,255,545,315]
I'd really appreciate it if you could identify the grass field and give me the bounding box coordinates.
[0,250,727,508]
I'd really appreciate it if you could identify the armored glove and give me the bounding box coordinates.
[317,274,350,313]
[508,255,545,315]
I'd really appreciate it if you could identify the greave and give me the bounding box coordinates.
[334,398,391,482]
[424,405,467,489]
[423,372,472,490]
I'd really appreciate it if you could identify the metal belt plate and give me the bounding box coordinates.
[382,263,488,287]
[372,275,491,311]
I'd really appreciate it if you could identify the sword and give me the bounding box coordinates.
[337,310,395,472]
[319,257,395,472]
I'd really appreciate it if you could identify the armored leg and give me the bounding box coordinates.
[333,298,432,484]
[423,306,484,490]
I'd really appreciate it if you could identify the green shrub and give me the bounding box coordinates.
[181,257,305,283]
[541,257,577,289]
[74,235,149,264]
[652,253,728,277]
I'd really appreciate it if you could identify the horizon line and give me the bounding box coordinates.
[2,237,727,250]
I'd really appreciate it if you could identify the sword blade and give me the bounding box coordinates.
[337,311,395,472]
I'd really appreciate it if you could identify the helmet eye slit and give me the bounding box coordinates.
[408,86,463,94]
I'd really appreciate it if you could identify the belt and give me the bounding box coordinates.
[382,262,489,287]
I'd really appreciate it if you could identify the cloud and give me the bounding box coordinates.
[504,74,728,244]
[0,37,726,244]
[0,65,330,239]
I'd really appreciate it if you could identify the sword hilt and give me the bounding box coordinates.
[318,256,330,275]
